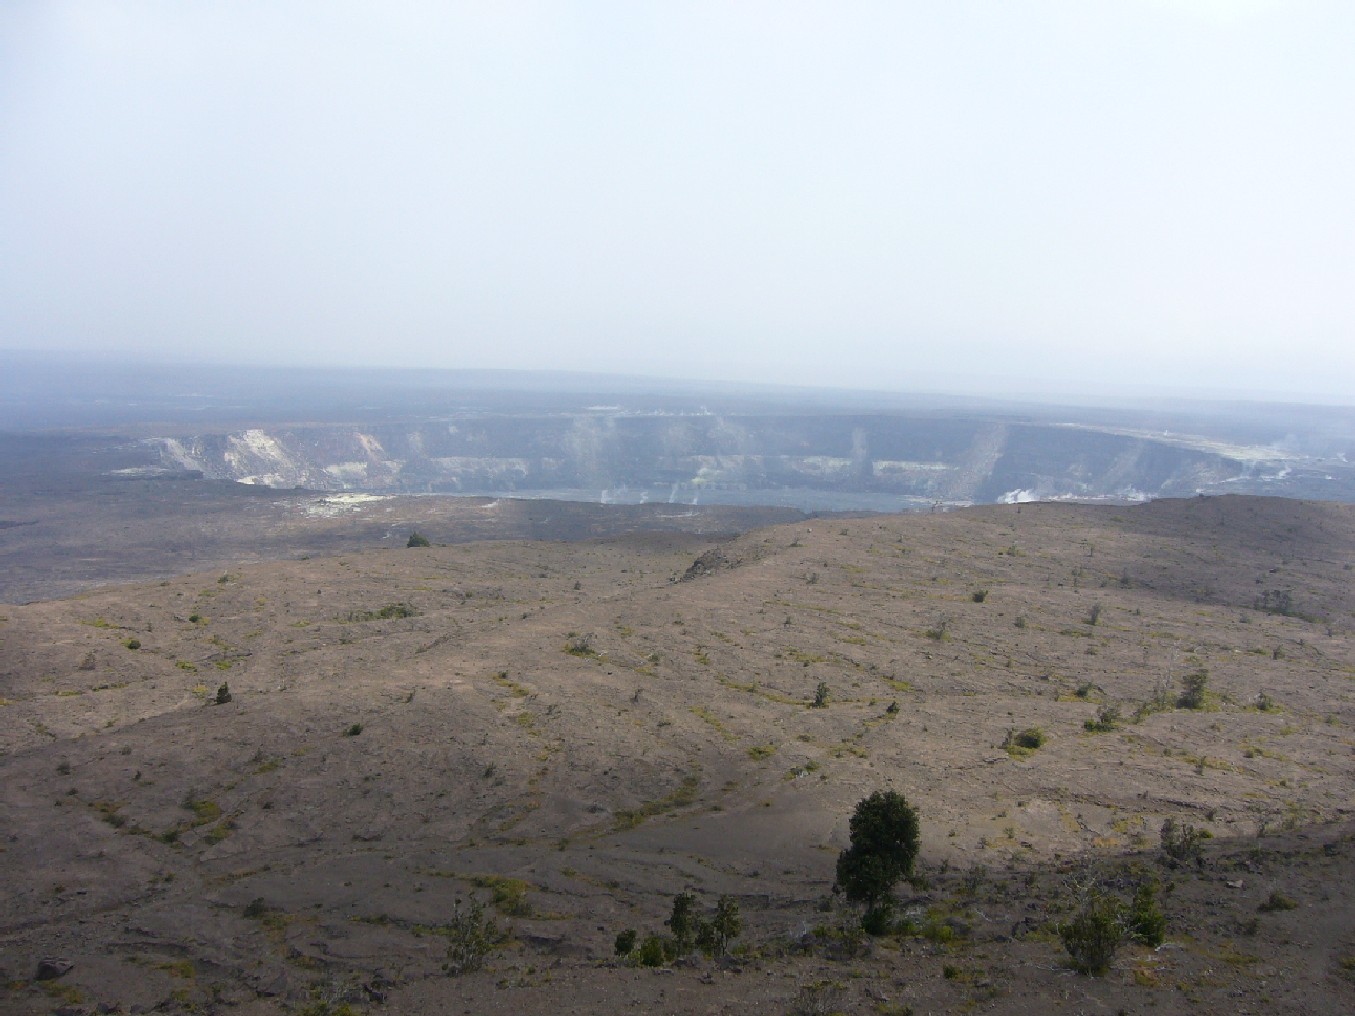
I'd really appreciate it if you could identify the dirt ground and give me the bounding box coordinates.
[2,494,1353,1014]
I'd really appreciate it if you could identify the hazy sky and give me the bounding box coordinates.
[2,1,1352,401]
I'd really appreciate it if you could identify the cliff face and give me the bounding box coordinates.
[146,412,1264,505]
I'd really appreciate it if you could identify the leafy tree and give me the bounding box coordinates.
[696,895,742,956]
[835,790,920,913]
[407,531,431,548]
[667,891,698,952]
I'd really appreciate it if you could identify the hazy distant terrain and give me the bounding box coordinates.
[4,357,1353,603]
[5,355,1355,506]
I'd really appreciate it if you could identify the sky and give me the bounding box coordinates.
[2,1,1353,402]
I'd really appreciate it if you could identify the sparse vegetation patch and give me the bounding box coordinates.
[612,772,701,830]
[340,602,417,622]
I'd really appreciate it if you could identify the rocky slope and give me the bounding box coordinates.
[1,494,1353,1013]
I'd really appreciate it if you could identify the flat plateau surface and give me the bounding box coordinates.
[0,463,806,604]
[2,495,1354,1014]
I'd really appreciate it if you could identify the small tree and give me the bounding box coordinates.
[1177,669,1209,709]
[667,891,698,953]
[407,531,431,548]
[699,895,742,956]
[1060,894,1124,975]
[1128,881,1166,946]
[836,791,920,922]
[812,681,830,708]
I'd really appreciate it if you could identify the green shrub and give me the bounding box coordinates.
[406,532,431,548]
[123,638,141,650]
[442,898,497,976]
[971,589,988,603]
[1132,680,1175,722]
[921,917,954,943]
[861,904,894,936]
[1128,881,1166,946]
[564,632,597,657]
[1160,817,1210,864]
[342,603,417,623]
[1059,895,1124,975]
[811,682,830,708]
[635,934,667,967]
[1003,727,1046,757]
[806,922,870,960]
[468,875,532,916]
[344,723,364,737]
[788,981,846,1016]
[1258,891,1297,913]
[215,682,232,705]
[1177,669,1209,710]
[1083,705,1120,733]
[614,928,637,956]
